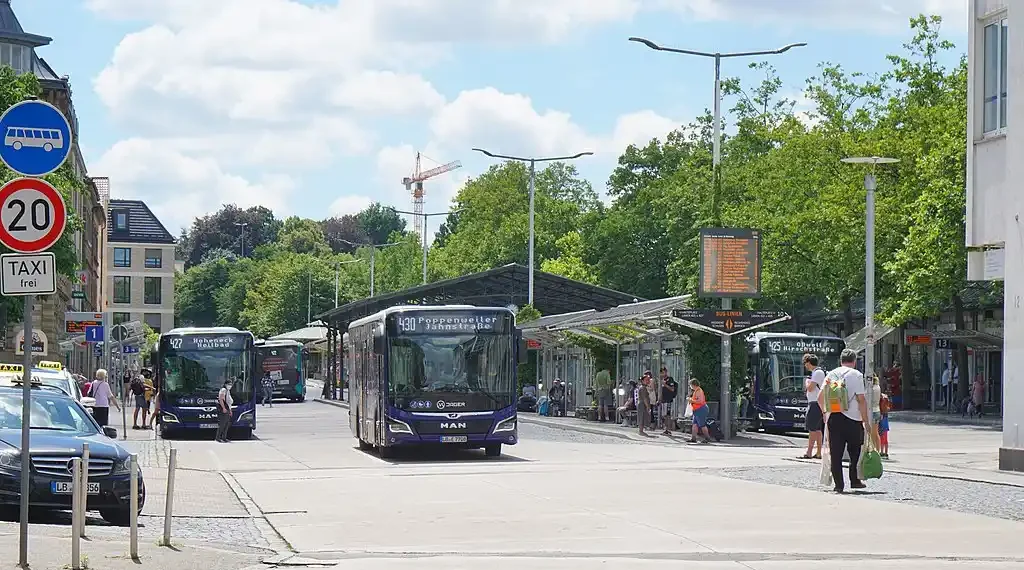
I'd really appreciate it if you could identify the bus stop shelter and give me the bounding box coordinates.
[519,295,693,415]
[312,263,640,399]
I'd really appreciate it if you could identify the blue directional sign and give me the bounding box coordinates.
[84,325,104,343]
[122,345,139,354]
[0,100,72,177]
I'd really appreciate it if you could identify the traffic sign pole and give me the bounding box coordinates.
[0,98,73,569]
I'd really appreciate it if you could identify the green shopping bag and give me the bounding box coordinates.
[859,436,884,480]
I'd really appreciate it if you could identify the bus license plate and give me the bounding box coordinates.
[52,481,99,495]
[440,435,468,443]
[277,379,289,386]
[200,423,218,429]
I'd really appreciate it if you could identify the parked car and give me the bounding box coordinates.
[0,384,145,525]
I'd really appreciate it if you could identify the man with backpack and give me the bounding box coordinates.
[130,373,149,429]
[818,348,871,493]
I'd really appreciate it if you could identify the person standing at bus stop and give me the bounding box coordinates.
[216,378,234,443]
[801,353,825,459]
[90,369,119,427]
[819,348,870,493]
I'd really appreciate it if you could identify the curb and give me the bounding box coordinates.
[517,415,635,441]
[781,456,1024,488]
[890,413,1002,429]
[314,398,348,409]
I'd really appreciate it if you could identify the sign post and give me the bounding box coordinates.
[0,97,72,569]
[698,228,762,441]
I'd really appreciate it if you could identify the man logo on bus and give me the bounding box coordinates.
[440,422,467,430]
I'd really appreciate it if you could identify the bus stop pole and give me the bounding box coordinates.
[19,295,33,568]
[721,298,732,441]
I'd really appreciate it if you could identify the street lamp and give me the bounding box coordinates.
[389,207,464,285]
[629,36,805,442]
[309,258,364,324]
[628,37,806,221]
[471,148,593,306]
[841,156,899,382]
[339,239,403,297]
[234,222,248,257]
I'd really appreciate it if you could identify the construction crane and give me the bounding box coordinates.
[402,152,462,235]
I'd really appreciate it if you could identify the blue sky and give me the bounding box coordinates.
[11,0,966,236]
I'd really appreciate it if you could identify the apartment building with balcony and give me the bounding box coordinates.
[104,200,176,333]
[0,0,105,372]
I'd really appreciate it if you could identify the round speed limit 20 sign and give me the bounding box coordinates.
[0,177,67,253]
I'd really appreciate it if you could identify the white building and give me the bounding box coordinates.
[966,0,1021,471]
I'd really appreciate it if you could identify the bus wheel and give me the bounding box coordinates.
[485,444,502,458]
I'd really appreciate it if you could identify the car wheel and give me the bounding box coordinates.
[485,444,502,458]
[100,508,131,526]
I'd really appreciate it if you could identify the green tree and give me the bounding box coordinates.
[357,203,407,245]
[276,216,332,255]
[540,231,597,283]
[179,205,280,267]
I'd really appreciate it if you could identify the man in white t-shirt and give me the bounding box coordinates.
[801,353,826,459]
[818,348,870,493]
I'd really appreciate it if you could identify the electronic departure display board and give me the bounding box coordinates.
[699,228,761,298]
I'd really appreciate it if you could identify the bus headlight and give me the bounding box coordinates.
[161,412,180,423]
[758,411,775,421]
[493,416,516,433]
[386,417,413,434]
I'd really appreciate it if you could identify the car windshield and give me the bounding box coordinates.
[388,334,514,410]
[162,349,252,401]
[0,392,98,434]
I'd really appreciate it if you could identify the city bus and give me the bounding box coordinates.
[154,327,257,439]
[255,339,307,402]
[347,305,526,458]
[744,332,846,432]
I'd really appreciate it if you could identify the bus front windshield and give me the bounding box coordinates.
[759,347,842,395]
[388,334,513,411]
[162,349,252,402]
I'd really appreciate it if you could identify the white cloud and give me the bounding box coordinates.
[330,71,445,114]
[92,138,298,231]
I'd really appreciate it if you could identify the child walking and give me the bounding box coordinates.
[879,391,891,459]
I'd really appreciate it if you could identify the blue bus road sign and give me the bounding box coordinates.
[84,325,104,343]
[122,345,139,354]
[0,100,72,177]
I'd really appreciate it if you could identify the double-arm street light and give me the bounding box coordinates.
[629,36,805,441]
[471,148,593,306]
[339,239,403,297]
[627,37,806,222]
[389,207,464,285]
[841,156,899,386]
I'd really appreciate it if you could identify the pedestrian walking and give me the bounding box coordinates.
[262,374,275,407]
[130,373,148,429]
[659,368,678,435]
[819,348,871,493]
[636,375,653,436]
[869,374,882,451]
[688,378,711,444]
[878,391,891,459]
[90,369,119,427]
[801,353,825,459]
[216,378,234,443]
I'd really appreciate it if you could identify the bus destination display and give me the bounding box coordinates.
[163,334,248,351]
[390,311,508,335]
[761,337,843,355]
[699,228,761,298]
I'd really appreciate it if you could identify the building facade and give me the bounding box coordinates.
[966,0,1021,471]
[104,200,176,333]
[0,0,105,374]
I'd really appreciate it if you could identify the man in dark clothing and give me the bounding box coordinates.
[659,368,678,435]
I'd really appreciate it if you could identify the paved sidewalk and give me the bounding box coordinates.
[892,410,1002,428]
[0,524,266,570]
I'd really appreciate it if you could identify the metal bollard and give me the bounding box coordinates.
[80,443,89,538]
[71,458,81,570]
[129,454,139,559]
[161,448,176,546]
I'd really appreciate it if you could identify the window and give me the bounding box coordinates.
[983,18,1009,133]
[113,210,128,231]
[0,44,27,74]
[144,248,163,268]
[144,313,162,333]
[113,247,131,268]
[144,277,162,305]
[113,276,130,304]
[113,312,131,325]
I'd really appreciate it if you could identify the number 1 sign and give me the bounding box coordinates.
[0,177,67,253]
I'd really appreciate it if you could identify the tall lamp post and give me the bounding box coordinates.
[309,258,363,323]
[389,208,464,285]
[629,36,805,441]
[340,239,402,297]
[471,148,593,306]
[841,156,899,383]
[234,222,248,257]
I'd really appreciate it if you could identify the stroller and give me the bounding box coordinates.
[704,417,725,442]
